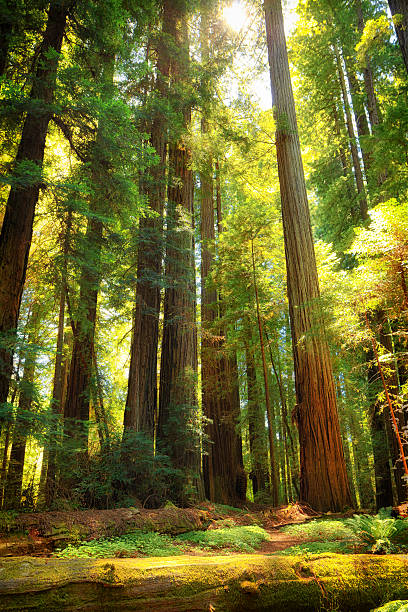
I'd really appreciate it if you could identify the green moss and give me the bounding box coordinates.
[281,517,355,542]
[274,540,353,555]
[372,602,408,612]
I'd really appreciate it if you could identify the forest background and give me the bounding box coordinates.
[0,0,407,517]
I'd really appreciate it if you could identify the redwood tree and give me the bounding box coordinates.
[264,0,352,511]
[388,0,408,75]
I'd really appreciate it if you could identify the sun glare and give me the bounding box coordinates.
[222,2,248,33]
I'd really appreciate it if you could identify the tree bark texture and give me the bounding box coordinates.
[388,0,408,75]
[0,1,70,416]
[157,0,199,497]
[1,554,408,612]
[264,0,352,512]
[123,11,171,437]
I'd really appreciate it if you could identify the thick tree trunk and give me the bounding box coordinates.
[264,0,352,512]
[123,16,170,438]
[0,1,69,417]
[2,554,408,612]
[333,45,368,221]
[388,0,408,75]
[157,1,199,501]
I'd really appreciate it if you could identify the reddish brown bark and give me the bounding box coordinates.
[264,0,352,512]
[0,1,70,417]
[157,0,199,499]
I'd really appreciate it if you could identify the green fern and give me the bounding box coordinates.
[346,514,408,553]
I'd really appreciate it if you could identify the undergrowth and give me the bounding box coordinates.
[280,518,355,542]
[55,530,182,558]
[176,525,270,552]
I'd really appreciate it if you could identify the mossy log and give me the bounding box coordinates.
[1,553,408,611]
[0,507,209,544]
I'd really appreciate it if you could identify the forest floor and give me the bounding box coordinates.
[0,501,356,558]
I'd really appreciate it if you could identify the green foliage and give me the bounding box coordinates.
[56,432,180,509]
[281,519,355,542]
[346,514,408,553]
[54,530,182,559]
[175,525,270,552]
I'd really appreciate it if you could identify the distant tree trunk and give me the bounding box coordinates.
[388,0,408,75]
[123,13,170,438]
[344,63,371,177]
[333,45,368,221]
[0,1,14,76]
[43,210,71,506]
[0,1,70,419]
[264,0,352,512]
[366,317,394,509]
[245,331,267,497]
[377,318,408,503]
[3,304,40,509]
[157,0,199,501]
[250,240,278,505]
[63,56,114,452]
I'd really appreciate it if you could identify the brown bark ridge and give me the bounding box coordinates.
[157,0,199,500]
[123,13,171,438]
[264,0,352,512]
[1,554,408,612]
[388,0,408,75]
[0,1,70,418]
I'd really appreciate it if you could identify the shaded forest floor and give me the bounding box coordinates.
[0,502,361,558]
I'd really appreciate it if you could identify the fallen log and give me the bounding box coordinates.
[0,506,209,544]
[0,553,408,611]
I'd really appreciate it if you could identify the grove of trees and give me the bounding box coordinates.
[0,0,407,515]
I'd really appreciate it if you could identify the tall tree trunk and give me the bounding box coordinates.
[3,303,40,509]
[251,240,278,505]
[123,15,170,438]
[344,63,371,177]
[0,1,70,418]
[388,0,408,75]
[43,210,71,506]
[264,0,352,512]
[63,56,114,451]
[333,45,368,221]
[157,0,199,502]
[245,334,267,497]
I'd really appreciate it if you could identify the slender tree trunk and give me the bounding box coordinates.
[123,16,170,438]
[63,56,114,453]
[344,63,371,177]
[333,45,368,221]
[43,210,71,506]
[388,0,408,75]
[245,334,267,497]
[0,1,70,418]
[250,240,278,505]
[264,0,352,512]
[3,304,40,509]
[157,0,199,501]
